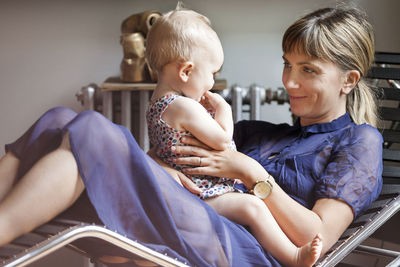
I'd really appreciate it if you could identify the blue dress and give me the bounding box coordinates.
[5,107,383,266]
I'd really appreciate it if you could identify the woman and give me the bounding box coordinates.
[0,6,382,267]
[169,5,382,258]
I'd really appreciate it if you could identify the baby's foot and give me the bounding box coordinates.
[296,233,322,267]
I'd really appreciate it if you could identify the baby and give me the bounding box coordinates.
[146,6,322,267]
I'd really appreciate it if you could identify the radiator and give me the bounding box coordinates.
[76,83,289,151]
[222,84,289,122]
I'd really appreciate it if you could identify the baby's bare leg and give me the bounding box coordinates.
[0,153,20,202]
[205,193,322,267]
[0,134,84,246]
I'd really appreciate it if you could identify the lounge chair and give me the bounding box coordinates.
[1,52,399,267]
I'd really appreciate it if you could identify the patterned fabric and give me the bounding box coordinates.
[146,94,239,199]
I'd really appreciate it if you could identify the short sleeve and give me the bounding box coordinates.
[234,120,293,152]
[233,120,272,150]
[315,125,383,218]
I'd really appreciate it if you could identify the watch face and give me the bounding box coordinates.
[254,181,271,199]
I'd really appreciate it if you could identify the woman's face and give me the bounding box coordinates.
[282,52,348,126]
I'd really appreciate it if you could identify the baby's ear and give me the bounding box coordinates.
[341,70,360,95]
[178,61,194,82]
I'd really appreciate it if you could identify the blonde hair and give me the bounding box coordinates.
[145,6,217,74]
[282,7,378,127]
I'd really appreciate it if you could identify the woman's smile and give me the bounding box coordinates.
[289,95,307,101]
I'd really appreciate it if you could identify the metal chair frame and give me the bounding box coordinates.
[1,220,188,267]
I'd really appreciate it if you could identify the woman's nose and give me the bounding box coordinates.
[284,71,300,89]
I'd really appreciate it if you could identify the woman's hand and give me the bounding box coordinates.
[162,164,203,194]
[147,148,202,194]
[171,137,270,188]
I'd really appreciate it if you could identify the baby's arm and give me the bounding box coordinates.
[202,91,234,139]
[162,95,233,151]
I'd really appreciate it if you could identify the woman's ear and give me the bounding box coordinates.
[178,61,194,82]
[341,70,360,95]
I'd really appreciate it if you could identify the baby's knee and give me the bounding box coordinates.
[242,195,268,221]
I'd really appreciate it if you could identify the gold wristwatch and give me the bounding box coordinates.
[250,179,273,199]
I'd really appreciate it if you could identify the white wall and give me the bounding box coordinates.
[0,0,399,265]
[1,0,399,157]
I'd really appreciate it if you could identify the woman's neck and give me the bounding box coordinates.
[300,110,346,126]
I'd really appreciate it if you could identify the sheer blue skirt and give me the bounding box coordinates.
[5,107,280,267]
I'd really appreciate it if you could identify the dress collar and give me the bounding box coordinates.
[294,113,353,134]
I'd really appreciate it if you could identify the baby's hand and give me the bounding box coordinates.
[202,91,228,110]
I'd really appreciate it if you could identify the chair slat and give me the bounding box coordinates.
[382,87,400,101]
[341,227,360,239]
[374,52,400,65]
[380,184,400,195]
[368,67,400,80]
[33,223,69,236]
[0,246,22,259]
[383,165,400,178]
[380,107,400,122]
[11,233,45,248]
[383,149,400,161]
[368,198,395,210]
[383,177,400,184]
[353,212,377,226]
[382,130,400,144]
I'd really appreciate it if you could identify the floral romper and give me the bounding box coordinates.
[147,94,239,199]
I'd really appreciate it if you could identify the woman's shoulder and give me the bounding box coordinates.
[345,123,383,145]
[330,123,384,158]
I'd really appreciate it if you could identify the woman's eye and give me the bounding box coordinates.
[283,62,291,68]
[303,67,314,73]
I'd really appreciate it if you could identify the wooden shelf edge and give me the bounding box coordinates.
[101,77,227,91]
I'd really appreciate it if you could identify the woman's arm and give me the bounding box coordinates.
[264,181,353,254]
[238,154,354,252]
[171,138,354,254]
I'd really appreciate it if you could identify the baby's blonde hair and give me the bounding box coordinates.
[146,7,217,74]
[282,7,378,127]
